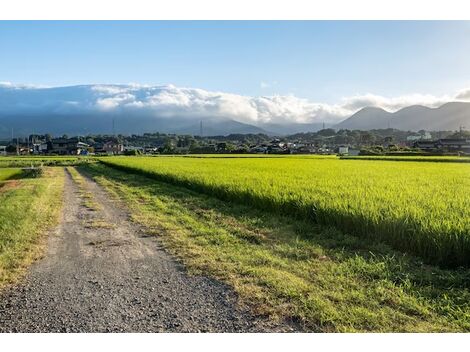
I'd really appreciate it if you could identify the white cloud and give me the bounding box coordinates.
[1,82,470,125]
[455,88,470,100]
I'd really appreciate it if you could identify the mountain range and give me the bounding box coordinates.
[0,84,469,137]
[335,102,470,131]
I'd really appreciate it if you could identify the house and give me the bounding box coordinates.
[103,141,124,155]
[436,139,470,152]
[414,139,470,153]
[124,145,144,153]
[337,145,349,155]
[413,140,436,151]
[249,146,267,154]
[406,131,432,142]
[348,149,360,156]
[0,146,6,156]
[49,138,70,154]
[48,138,89,155]
[31,142,49,155]
[74,142,90,155]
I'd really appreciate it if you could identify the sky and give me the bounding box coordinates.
[1,21,470,124]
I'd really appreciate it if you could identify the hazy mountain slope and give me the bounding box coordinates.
[0,84,269,137]
[260,122,326,135]
[0,113,268,138]
[336,102,470,131]
[174,119,268,136]
[335,107,392,130]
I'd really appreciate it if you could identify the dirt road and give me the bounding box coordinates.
[0,168,285,332]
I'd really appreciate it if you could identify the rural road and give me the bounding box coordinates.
[0,168,287,332]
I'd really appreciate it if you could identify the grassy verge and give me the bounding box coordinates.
[0,157,95,168]
[80,163,470,332]
[0,167,64,288]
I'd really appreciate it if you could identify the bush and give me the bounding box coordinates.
[22,167,44,178]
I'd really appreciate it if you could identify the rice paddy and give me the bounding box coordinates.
[101,156,470,267]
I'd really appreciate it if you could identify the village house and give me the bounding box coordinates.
[103,141,124,155]
[48,138,89,155]
[414,138,470,153]
[406,131,432,142]
[436,139,470,152]
[124,145,144,153]
[48,138,70,154]
[337,145,349,155]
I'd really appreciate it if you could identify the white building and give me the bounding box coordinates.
[407,131,432,142]
[338,146,349,155]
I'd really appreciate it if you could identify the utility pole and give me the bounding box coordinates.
[200,120,203,137]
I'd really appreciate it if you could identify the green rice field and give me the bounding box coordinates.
[101,156,470,267]
[0,168,23,182]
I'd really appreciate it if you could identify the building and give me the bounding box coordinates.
[413,140,437,151]
[436,139,470,152]
[49,138,70,154]
[124,145,144,153]
[75,142,90,155]
[406,131,432,142]
[48,138,89,155]
[413,139,470,153]
[337,145,349,155]
[103,141,124,155]
[0,146,6,156]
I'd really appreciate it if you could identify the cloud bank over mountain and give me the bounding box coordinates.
[2,82,470,127]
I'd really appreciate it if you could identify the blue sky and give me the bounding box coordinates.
[1,21,470,104]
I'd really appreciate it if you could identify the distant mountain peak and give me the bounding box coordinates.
[336,101,470,131]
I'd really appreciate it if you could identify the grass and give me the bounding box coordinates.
[0,168,24,182]
[66,166,102,211]
[0,156,93,168]
[100,156,470,267]
[0,167,64,288]
[80,163,470,332]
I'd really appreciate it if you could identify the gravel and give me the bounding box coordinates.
[0,169,292,333]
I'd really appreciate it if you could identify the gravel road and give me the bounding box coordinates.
[0,168,289,332]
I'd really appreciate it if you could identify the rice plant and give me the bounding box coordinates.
[101,156,470,267]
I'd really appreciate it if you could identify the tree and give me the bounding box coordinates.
[5,145,17,153]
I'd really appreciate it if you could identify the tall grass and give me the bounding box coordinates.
[101,156,470,267]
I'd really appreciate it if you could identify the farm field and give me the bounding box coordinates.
[100,156,470,267]
[80,163,470,332]
[1,155,469,332]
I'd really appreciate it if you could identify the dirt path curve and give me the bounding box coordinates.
[0,168,285,332]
